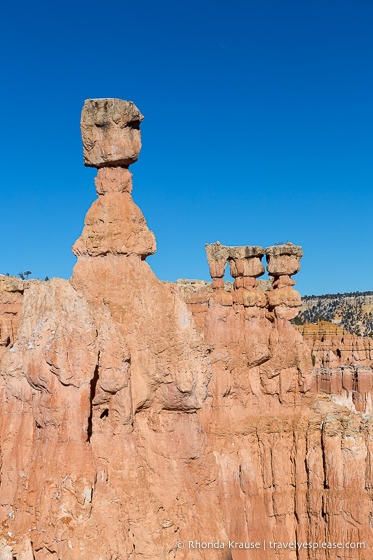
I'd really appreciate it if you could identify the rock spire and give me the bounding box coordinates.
[73,99,156,259]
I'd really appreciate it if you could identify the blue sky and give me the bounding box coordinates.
[1,0,372,295]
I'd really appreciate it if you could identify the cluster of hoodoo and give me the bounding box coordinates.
[206,241,303,319]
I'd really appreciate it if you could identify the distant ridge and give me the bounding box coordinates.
[296,291,373,337]
[303,290,373,300]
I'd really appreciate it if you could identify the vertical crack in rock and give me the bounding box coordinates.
[320,427,330,490]
[87,355,100,442]
[365,429,372,492]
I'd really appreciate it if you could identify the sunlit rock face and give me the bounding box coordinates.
[294,320,373,414]
[81,98,143,168]
[0,99,372,559]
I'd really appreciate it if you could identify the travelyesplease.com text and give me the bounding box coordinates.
[178,540,366,551]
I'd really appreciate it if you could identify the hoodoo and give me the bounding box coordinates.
[0,99,372,559]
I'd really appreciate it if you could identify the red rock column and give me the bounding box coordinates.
[261,244,312,401]
[72,99,156,260]
[265,243,303,320]
[205,242,230,290]
[228,245,267,307]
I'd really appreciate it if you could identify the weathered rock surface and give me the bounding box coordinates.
[0,99,372,559]
[71,191,156,258]
[81,98,144,167]
[94,167,133,195]
[295,321,373,369]
[0,276,24,349]
[295,321,373,413]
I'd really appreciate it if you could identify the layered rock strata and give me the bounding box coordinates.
[296,321,373,369]
[0,99,372,559]
[298,292,373,337]
[295,321,373,413]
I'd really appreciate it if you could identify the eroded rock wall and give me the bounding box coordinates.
[0,98,372,559]
[176,265,373,559]
[294,321,373,413]
[295,322,373,370]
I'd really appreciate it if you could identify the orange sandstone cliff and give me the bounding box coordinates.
[0,98,372,559]
[295,321,373,414]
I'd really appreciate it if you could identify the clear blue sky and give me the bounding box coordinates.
[1,0,372,295]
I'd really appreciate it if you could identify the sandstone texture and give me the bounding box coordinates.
[94,167,133,195]
[295,321,373,413]
[0,276,23,349]
[296,321,373,369]
[0,99,372,559]
[81,98,144,167]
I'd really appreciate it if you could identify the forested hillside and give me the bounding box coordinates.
[295,291,373,337]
